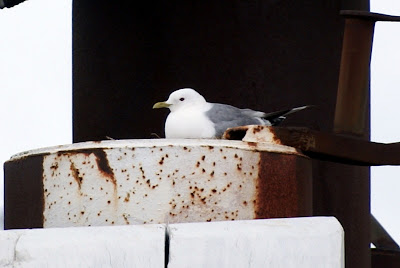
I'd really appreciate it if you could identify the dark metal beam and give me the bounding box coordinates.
[224,126,400,166]
[372,249,400,268]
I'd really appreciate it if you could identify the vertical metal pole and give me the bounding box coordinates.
[333,15,375,268]
[334,18,375,136]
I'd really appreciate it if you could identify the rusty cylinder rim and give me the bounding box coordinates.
[8,139,306,162]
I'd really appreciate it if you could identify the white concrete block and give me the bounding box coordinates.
[0,230,25,267]
[0,225,164,268]
[167,217,344,268]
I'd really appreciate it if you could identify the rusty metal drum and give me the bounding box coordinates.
[4,139,312,229]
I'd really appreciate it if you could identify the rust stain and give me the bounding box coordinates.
[252,125,264,134]
[271,135,282,145]
[61,148,117,186]
[92,149,116,186]
[70,162,82,190]
[247,141,258,147]
[58,149,91,157]
[122,214,130,225]
[139,166,145,179]
[236,163,242,171]
[50,163,59,170]
[124,192,130,202]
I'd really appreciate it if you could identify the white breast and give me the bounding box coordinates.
[165,104,216,139]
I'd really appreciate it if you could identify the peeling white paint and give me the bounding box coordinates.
[41,143,262,227]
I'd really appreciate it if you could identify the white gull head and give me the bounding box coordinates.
[153,88,215,138]
[164,88,207,112]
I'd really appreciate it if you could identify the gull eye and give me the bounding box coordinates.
[179,97,185,101]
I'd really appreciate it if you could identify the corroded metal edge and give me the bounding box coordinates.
[255,153,312,219]
[7,138,305,162]
[4,155,44,229]
[4,135,311,229]
[225,125,400,166]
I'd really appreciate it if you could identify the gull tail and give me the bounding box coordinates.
[263,105,313,126]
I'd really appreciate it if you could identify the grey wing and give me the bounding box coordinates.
[240,108,267,118]
[206,104,268,138]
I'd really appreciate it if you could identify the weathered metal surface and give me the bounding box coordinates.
[4,155,44,229]
[224,125,400,166]
[256,153,312,218]
[4,139,311,229]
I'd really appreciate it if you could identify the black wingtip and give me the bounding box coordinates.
[286,105,315,115]
[264,105,314,125]
[269,116,286,126]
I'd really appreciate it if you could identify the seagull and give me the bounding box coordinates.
[153,88,310,139]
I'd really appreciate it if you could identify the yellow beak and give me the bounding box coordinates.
[153,102,171,109]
